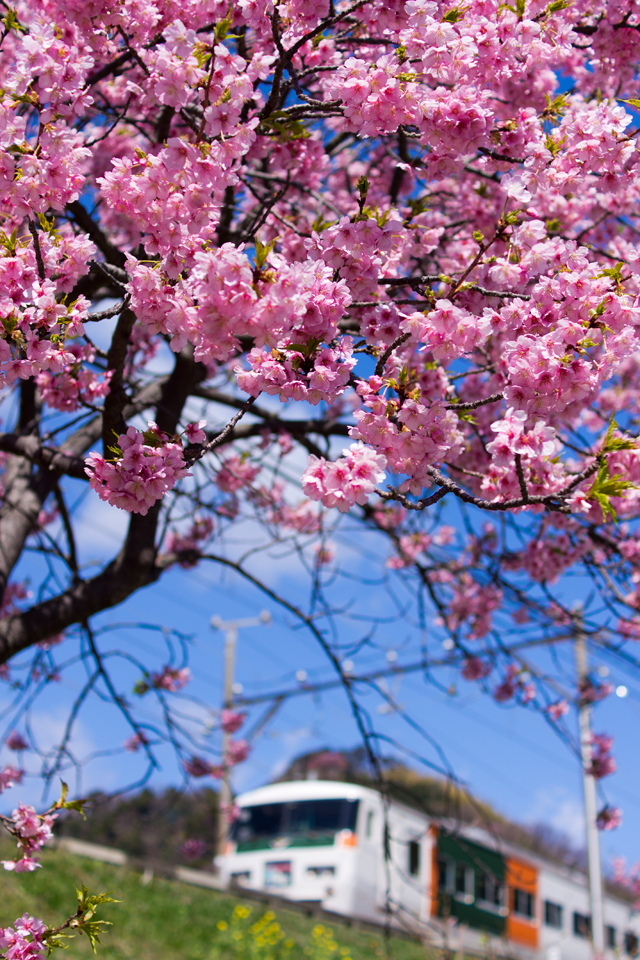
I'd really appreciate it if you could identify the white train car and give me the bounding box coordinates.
[220,780,640,960]
[220,779,433,927]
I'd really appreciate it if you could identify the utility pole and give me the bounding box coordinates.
[211,611,271,864]
[575,628,605,957]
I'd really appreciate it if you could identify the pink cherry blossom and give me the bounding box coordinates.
[5,732,28,752]
[221,709,247,734]
[152,666,191,692]
[596,805,622,831]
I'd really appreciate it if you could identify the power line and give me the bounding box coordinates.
[231,630,583,707]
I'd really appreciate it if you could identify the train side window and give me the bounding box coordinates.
[625,931,639,957]
[606,926,617,949]
[438,857,454,893]
[573,913,591,939]
[454,863,474,901]
[512,888,535,919]
[476,870,504,909]
[408,840,421,877]
[365,810,374,839]
[544,901,563,929]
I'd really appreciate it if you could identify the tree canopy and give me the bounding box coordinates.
[0,0,638,823]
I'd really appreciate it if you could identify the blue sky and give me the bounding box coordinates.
[2,487,639,882]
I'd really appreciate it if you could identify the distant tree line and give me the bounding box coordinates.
[57,785,220,868]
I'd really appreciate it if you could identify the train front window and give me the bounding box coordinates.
[233,799,359,844]
[289,799,353,835]
[235,803,283,841]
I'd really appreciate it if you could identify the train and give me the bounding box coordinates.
[219,779,640,960]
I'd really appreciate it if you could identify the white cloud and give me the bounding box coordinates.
[525,786,585,847]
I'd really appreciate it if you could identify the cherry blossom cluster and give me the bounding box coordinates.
[596,805,622,832]
[509,533,588,586]
[151,666,191,692]
[216,456,262,494]
[85,424,190,516]
[0,766,24,794]
[221,709,247,734]
[236,338,356,406]
[461,657,492,682]
[351,381,463,495]
[493,665,536,705]
[588,733,617,780]
[0,279,89,392]
[1,803,56,873]
[0,914,47,960]
[36,345,112,413]
[613,858,640,907]
[445,575,503,640]
[387,525,455,569]
[183,739,250,780]
[5,733,28,752]
[302,443,386,513]
[165,516,214,568]
[578,676,614,706]
[127,249,351,366]
[308,216,405,299]
[250,485,322,535]
[180,838,207,861]
[547,701,570,722]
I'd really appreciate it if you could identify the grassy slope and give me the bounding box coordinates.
[1,844,433,960]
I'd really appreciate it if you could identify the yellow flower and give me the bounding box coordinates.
[216,921,229,931]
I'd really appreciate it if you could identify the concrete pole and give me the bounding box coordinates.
[575,631,605,957]
[211,612,271,863]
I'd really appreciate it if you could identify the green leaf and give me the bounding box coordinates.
[63,799,89,818]
[442,5,467,21]
[543,93,569,121]
[356,176,369,214]
[215,13,233,40]
[601,419,637,454]
[503,210,522,225]
[596,262,624,282]
[79,920,113,954]
[545,0,572,14]
[285,337,321,357]
[2,8,27,32]
[588,460,636,521]
[2,314,19,335]
[45,931,73,954]
[255,238,278,270]
[499,0,526,16]
[259,117,310,142]
[311,215,337,232]
[620,98,640,110]
[544,132,567,156]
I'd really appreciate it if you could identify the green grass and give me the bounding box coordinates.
[0,844,434,960]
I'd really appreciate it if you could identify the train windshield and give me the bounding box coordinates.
[233,798,360,845]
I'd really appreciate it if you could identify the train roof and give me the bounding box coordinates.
[235,779,381,807]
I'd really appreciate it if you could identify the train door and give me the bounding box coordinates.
[387,805,432,930]
[349,799,382,923]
